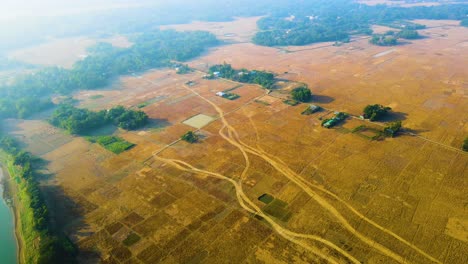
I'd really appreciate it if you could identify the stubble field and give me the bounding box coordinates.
[3,17,467,263]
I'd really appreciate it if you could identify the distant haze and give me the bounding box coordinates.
[0,0,159,19]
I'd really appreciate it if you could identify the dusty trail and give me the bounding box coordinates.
[179,85,442,264]
[155,156,361,264]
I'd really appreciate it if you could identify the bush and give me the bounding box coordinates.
[181,131,198,143]
[463,137,468,152]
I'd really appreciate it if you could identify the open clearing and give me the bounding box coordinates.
[4,17,467,263]
[182,114,215,129]
[7,35,132,68]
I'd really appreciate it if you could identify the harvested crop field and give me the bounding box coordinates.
[5,17,467,263]
[8,35,132,68]
[182,114,215,129]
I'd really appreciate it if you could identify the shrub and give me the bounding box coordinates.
[181,131,198,143]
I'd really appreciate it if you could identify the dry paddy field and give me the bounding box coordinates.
[7,35,132,68]
[4,18,467,263]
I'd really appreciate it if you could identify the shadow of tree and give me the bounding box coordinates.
[380,111,408,122]
[145,118,171,131]
[313,95,335,104]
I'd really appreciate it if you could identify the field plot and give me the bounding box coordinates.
[161,16,261,43]
[183,114,215,129]
[5,17,467,264]
[7,35,132,68]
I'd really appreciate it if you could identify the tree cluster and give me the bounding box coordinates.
[291,86,312,102]
[396,29,421,39]
[181,131,199,143]
[363,104,392,121]
[369,33,398,46]
[252,1,467,47]
[0,30,219,119]
[49,104,148,134]
[208,63,275,89]
[383,121,402,137]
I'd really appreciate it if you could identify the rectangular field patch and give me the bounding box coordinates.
[182,114,215,129]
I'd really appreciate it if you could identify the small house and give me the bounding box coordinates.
[216,92,226,97]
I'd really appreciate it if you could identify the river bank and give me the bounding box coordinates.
[0,166,18,264]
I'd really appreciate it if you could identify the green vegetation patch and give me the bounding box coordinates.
[301,105,321,115]
[221,93,240,100]
[181,131,199,143]
[208,63,275,89]
[352,125,384,140]
[291,86,312,102]
[363,104,392,121]
[463,137,468,152]
[176,64,192,74]
[123,233,141,247]
[89,94,104,100]
[49,104,149,134]
[258,193,274,204]
[283,99,299,106]
[87,136,135,154]
[263,198,292,221]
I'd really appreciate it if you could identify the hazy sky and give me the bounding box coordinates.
[0,0,158,19]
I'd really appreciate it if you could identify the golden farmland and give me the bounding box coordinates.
[4,18,467,263]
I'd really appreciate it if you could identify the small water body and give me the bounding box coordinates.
[0,168,17,264]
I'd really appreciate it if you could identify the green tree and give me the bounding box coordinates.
[291,86,312,102]
[363,104,392,121]
[397,29,420,39]
[463,137,468,152]
[181,131,199,143]
[384,121,402,137]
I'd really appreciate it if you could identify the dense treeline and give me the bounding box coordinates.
[369,29,421,46]
[0,30,218,119]
[49,105,149,134]
[208,63,275,88]
[252,0,468,46]
[1,0,466,52]
[0,135,76,264]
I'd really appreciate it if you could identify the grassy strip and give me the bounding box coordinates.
[221,93,240,100]
[87,136,135,154]
[0,136,77,264]
[283,99,299,106]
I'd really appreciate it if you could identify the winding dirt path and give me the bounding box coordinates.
[155,156,360,264]
[175,84,442,264]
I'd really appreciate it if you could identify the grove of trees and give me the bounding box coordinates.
[291,86,312,102]
[208,63,275,89]
[383,121,402,137]
[252,1,467,47]
[0,30,219,119]
[363,104,392,121]
[49,104,148,134]
[181,131,199,143]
